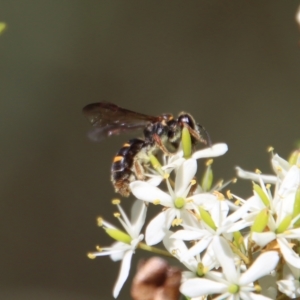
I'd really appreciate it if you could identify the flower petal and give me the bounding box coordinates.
[271,154,290,174]
[180,278,227,297]
[277,238,300,268]
[186,237,212,257]
[130,200,147,237]
[277,279,300,299]
[163,231,198,271]
[192,193,216,206]
[236,167,277,184]
[210,200,229,227]
[212,236,237,283]
[239,251,279,285]
[175,158,197,196]
[251,232,276,247]
[192,143,228,160]
[239,291,274,300]
[171,229,205,241]
[145,211,170,245]
[113,250,133,298]
[130,181,172,205]
[145,175,163,186]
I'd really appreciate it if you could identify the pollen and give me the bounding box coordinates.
[266,184,271,189]
[267,146,274,152]
[213,191,224,200]
[206,159,213,166]
[172,218,183,226]
[112,199,121,205]
[254,283,262,293]
[255,169,261,174]
[232,178,237,183]
[96,245,102,251]
[235,199,241,206]
[153,199,161,205]
[87,253,96,259]
[97,217,103,227]
[123,143,130,147]
[113,156,123,163]
[226,190,233,199]
[114,212,121,218]
[171,249,177,256]
[163,173,170,179]
[216,180,223,189]
[190,179,196,185]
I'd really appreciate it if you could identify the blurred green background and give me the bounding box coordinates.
[1,1,300,299]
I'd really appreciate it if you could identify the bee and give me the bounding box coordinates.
[83,102,210,197]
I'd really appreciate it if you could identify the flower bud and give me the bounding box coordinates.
[105,228,132,244]
[276,215,292,234]
[293,188,300,227]
[201,160,213,192]
[251,208,269,233]
[253,183,270,207]
[182,126,192,159]
[199,207,216,230]
[288,147,300,166]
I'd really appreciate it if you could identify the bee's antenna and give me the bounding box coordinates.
[198,124,212,147]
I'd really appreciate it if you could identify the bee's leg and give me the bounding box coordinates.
[133,159,145,180]
[152,134,174,156]
[187,125,211,146]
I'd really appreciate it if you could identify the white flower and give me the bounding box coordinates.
[163,231,217,280]
[235,163,300,267]
[89,200,147,298]
[180,237,279,300]
[277,262,300,298]
[130,159,200,245]
[170,198,235,259]
[145,143,228,186]
[163,143,228,171]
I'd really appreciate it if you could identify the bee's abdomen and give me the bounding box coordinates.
[111,138,145,196]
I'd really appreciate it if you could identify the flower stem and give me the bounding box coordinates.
[228,241,249,265]
[138,242,174,258]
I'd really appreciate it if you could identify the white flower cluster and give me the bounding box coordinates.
[89,130,300,299]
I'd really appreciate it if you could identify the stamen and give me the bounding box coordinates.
[213,191,225,200]
[97,217,103,227]
[163,173,170,179]
[227,190,233,199]
[206,159,213,166]
[235,199,241,206]
[114,212,121,218]
[112,199,121,205]
[172,218,183,226]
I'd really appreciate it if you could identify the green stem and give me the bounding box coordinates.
[228,241,249,265]
[138,242,174,258]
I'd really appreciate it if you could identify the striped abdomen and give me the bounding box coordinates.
[111,138,146,197]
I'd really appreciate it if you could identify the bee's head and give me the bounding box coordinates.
[177,112,211,146]
[177,113,197,130]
